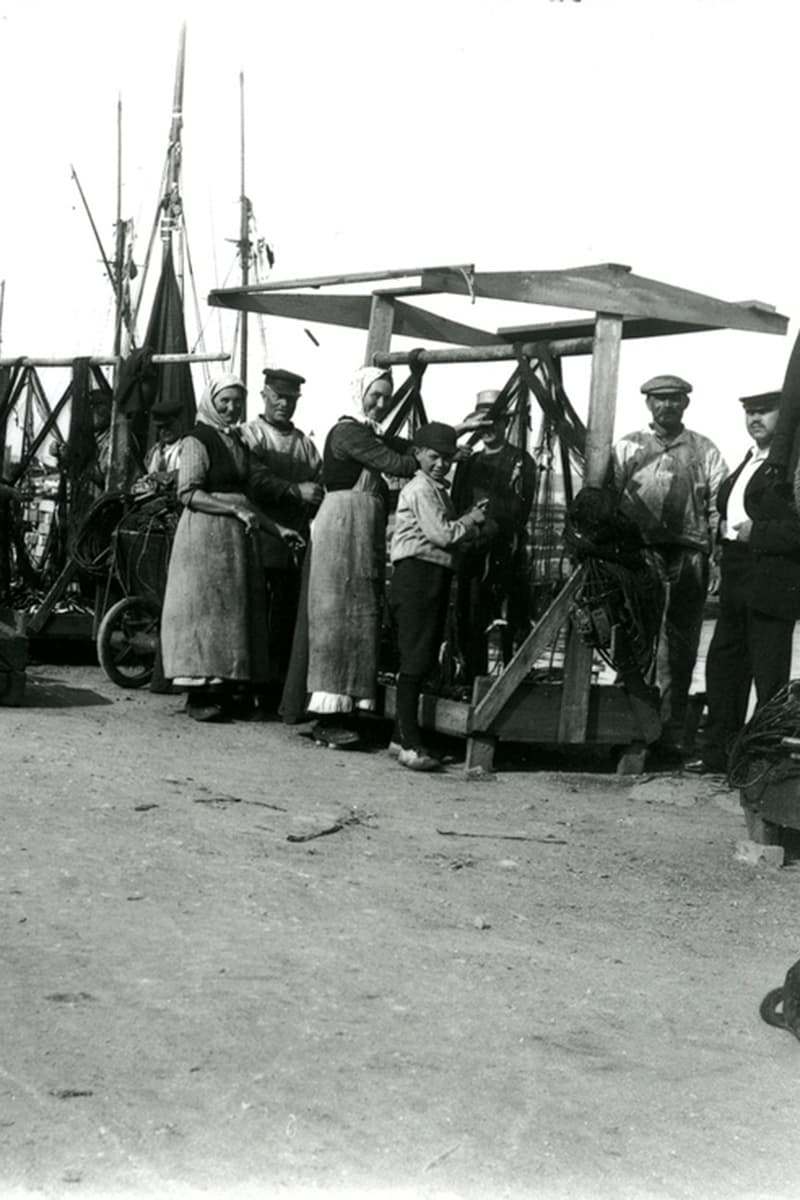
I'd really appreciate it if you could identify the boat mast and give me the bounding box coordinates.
[113,94,125,370]
[162,22,187,289]
[238,71,250,388]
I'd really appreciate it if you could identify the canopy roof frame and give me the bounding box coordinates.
[207,260,789,764]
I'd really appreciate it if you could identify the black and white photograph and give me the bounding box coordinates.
[2,2,800,1197]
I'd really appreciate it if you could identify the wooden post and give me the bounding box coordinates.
[558,312,623,743]
[364,295,396,365]
[465,677,497,772]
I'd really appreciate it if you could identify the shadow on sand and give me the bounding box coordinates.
[21,674,112,709]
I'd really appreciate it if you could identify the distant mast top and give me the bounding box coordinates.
[238,71,250,387]
[162,22,187,289]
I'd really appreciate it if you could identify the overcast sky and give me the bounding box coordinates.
[1,0,799,467]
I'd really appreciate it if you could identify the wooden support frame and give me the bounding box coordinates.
[205,258,788,771]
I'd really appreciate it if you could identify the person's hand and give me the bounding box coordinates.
[708,556,721,596]
[293,481,324,506]
[280,527,305,551]
[467,502,488,527]
[734,519,753,544]
[236,505,259,534]
[453,446,473,462]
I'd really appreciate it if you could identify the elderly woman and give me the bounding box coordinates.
[161,374,300,721]
[281,366,487,747]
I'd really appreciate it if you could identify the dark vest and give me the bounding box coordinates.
[187,424,248,494]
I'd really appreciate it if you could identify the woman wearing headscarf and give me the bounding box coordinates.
[161,374,302,721]
[280,366,487,746]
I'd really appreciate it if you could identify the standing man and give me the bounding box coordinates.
[451,389,536,681]
[687,391,800,773]
[240,368,323,704]
[612,374,728,760]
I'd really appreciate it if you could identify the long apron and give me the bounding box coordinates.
[161,491,269,683]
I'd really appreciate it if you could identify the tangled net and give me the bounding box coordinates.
[727,681,800,789]
[563,486,663,678]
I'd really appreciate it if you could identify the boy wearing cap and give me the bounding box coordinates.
[612,374,728,760]
[687,391,800,774]
[389,423,488,770]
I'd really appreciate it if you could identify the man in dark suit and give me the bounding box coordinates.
[687,390,800,773]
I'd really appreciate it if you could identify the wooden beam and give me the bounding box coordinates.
[498,316,716,342]
[208,263,475,297]
[421,266,788,336]
[364,295,396,366]
[470,570,581,733]
[374,337,594,367]
[584,313,622,486]
[393,300,498,347]
[209,290,499,347]
[557,312,623,744]
[0,354,229,368]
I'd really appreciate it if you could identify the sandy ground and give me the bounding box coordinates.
[2,662,800,1200]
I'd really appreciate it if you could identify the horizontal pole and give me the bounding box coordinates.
[373,338,594,367]
[209,263,475,297]
[0,353,230,367]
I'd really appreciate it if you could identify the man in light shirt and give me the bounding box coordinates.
[613,374,728,761]
[687,390,800,773]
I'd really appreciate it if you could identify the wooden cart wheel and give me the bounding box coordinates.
[97,596,161,689]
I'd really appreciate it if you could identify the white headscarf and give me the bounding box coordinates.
[197,374,246,431]
[344,366,393,430]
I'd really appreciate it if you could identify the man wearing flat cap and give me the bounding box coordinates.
[240,367,323,702]
[451,388,537,681]
[139,397,184,487]
[687,391,800,773]
[612,374,728,761]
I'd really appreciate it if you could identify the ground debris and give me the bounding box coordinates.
[134,803,158,812]
[44,992,94,1004]
[436,827,567,844]
[49,1089,94,1099]
[423,1140,463,1171]
[193,794,288,812]
[287,809,375,843]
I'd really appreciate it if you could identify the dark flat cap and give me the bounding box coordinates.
[413,421,458,457]
[262,367,306,394]
[151,397,183,420]
[740,390,781,412]
[640,374,693,396]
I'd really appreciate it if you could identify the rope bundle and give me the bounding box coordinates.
[728,682,800,789]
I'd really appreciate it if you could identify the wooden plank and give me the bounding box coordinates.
[211,291,374,327]
[393,300,498,347]
[364,295,396,366]
[420,267,788,336]
[373,337,594,367]
[557,633,595,743]
[208,263,476,297]
[210,290,499,347]
[382,685,470,737]
[742,776,800,833]
[498,316,715,343]
[584,312,623,486]
[558,311,623,743]
[0,354,229,368]
[470,571,580,732]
